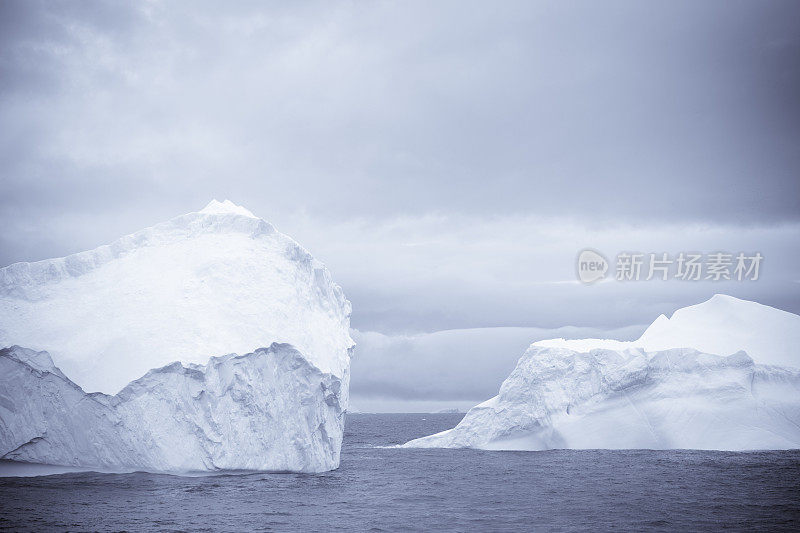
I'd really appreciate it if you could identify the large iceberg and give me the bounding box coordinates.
[0,200,353,473]
[404,296,800,451]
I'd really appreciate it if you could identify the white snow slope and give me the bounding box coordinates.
[0,200,353,473]
[405,296,800,451]
[535,294,800,368]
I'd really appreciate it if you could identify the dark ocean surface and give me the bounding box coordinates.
[1,413,799,532]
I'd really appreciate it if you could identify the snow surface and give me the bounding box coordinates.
[0,200,353,473]
[636,294,800,368]
[198,198,257,218]
[535,295,800,369]
[405,296,800,451]
[1,345,344,473]
[0,200,353,394]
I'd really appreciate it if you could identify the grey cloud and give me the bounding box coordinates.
[284,214,800,333]
[350,325,646,403]
[1,0,799,231]
[1,0,799,341]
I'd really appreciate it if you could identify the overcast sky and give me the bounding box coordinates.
[2,1,799,409]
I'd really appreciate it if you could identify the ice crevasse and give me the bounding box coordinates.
[0,200,353,473]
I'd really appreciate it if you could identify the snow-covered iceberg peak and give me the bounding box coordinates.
[0,200,353,395]
[533,295,799,369]
[198,198,257,218]
[636,294,800,368]
[0,201,353,473]
[404,297,800,452]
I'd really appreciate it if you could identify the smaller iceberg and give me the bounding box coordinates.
[404,296,800,451]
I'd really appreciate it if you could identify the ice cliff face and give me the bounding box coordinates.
[1,344,343,472]
[0,200,353,473]
[405,297,800,451]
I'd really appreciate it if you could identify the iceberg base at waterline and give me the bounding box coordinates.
[404,346,800,451]
[0,343,346,474]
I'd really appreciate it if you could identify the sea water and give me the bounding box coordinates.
[1,413,798,531]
